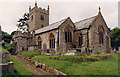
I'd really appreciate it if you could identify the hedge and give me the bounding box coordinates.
[50,54,112,63]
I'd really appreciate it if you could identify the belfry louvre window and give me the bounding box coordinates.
[65,31,72,42]
[31,15,33,21]
[41,15,44,20]
[49,33,55,49]
[38,36,42,49]
[79,33,83,47]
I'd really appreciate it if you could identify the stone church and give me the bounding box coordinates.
[13,2,112,53]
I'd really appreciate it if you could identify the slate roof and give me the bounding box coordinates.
[74,16,97,30]
[35,18,67,34]
[35,15,97,34]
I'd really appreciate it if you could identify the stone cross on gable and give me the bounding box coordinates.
[99,7,101,12]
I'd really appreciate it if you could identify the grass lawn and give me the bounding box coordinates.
[1,47,33,76]
[9,54,33,75]
[19,51,41,57]
[33,54,118,75]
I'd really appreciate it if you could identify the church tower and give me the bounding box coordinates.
[29,1,49,32]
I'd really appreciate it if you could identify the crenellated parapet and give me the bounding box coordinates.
[14,31,33,39]
[29,2,49,15]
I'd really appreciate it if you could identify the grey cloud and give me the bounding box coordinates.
[0,2,118,33]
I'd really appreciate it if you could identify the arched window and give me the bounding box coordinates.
[49,33,55,49]
[98,26,104,44]
[65,29,72,42]
[79,33,83,47]
[38,36,42,49]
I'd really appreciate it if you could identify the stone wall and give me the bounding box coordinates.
[74,29,88,49]
[13,31,36,52]
[89,13,112,53]
[58,18,75,52]
[18,54,67,75]
[35,29,58,52]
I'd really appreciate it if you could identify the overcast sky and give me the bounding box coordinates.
[0,1,118,34]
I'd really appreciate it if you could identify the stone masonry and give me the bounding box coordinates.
[13,2,112,53]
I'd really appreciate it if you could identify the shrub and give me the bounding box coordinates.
[76,51,86,56]
[50,54,112,63]
[96,51,101,54]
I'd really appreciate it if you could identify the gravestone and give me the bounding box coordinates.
[93,46,97,54]
[43,43,47,52]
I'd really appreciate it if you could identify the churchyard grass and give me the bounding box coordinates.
[50,54,112,63]
[1,47,33,75]
[19,51,41,57]
[33,54,118,75]
[9,54,33,75]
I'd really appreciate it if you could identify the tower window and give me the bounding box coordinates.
[41,25,44,28]
[31,15,33,21]
[41,15,44,20]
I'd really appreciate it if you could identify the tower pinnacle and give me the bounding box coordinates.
[48,5,49,10]
[47,5,49,12]
[35,1,37,6]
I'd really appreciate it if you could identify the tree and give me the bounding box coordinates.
[2,31,12,43]
[17,13,29,31]
[110,27,120,50]
[11,31,16,36]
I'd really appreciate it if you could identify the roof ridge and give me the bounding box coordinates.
[74,15,97,23]
[35,17,69,34]
[49,17,68,26]
[35,17,68,31]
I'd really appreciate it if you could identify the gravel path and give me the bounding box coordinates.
[13,55,51,75]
